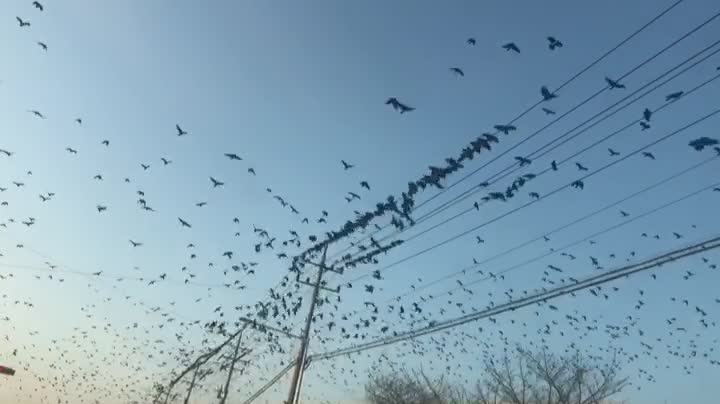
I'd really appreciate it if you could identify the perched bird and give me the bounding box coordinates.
[224,153,242,160]
[540,86,557,101]
[450,67,465,77]
[542,107,556,115]
[665,91,684,101]
[551,160,558,171]
[175,124,188,136]
[641,151,656,160]
[37,42,48,51]
[341,160,354,171]
[575,162,588,171]
[467,38,476,46]
[605,77,626,90]
[210,177,224,187]
[16,17,31,27]
[385,97,415,114]
[502,42,520,53]
[608,148,620,156]
[643,108,652,121]
[547,36,563,50]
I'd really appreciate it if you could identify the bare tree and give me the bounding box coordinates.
[365,347,627,404]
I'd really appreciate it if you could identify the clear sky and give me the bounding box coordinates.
[1,0,720,403]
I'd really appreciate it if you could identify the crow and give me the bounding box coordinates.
[551,160,558,171]
[210,177,224,187]
[341,160,354,170]
[450,67,465,77]
[547,36,563,50]
[643,108,652,121]
[467,38,476,46]
[175,124,188,136]
[224,153,242,160]
[575,162,588,171]
[248,168,256,175]
[178,217,192,228]
[0,149,12,157]
[16,17,31,27]
[502,42,520,53]
[608,148,620,156]
[542,107,556,115]
[665,91,683,101]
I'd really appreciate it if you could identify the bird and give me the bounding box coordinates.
[28,110,45,119]
[75,118,82,125]
[248,168,256,175]
[96,205,107,213]
[639,121,650,131]
[129,240,142,247]
[605,77,626,90]
[341,160,354,171]
[665,91,684,101]
[529,192,540,200]
[0,149,12,157]
[502,42,520,53]
[547,36,563,50]
[551,160,558,171]
[608,148,620,156]
[540,86,557,101]
[195,202,207,207]
[93,174,103,181]
[641,152,656,160]
[476,236,485,244]
[575,162,588,171]
[178,218,192,228]
[16,17,31,27]
[210,177,224,187]
[360,181,370,190]
[494,125,517,135]
[175,124,188,136]
[161,158,172,165]
[37,42,48,51]
[32,1,44,11]
[450,67,465,77]
[571,180,584,190]
[514,156,532,166]
[101,140,110,146]
[467,38,476,46]
[643,108,652,121]
[141,164,150,170]
[385,97,415,114]
[224,153,242,160]
[620,210,630,217]
[65,147,78,154]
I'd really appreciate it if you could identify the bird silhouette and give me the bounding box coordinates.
[161,158,172,165]
[195,202,207,207]
[65,147,78,154]
[640,121,650,131]
[28,110,45,119]
[224,153,242,160]
[641,152,656,160]
[16,17,31,27]
[608,148,620,156]
[450,67,465,77]
[643,108,652,121]
[571,180,584,190]
[96,205,107,213]
[75,118,82,125]
[101,140,110,146]
[385,97,415,114]
[467,38,476,46]
[129,240,142,247]
[37,42,48,51]
[540,86,557,101]
[665,91,684,101]
[542,107,556,115]
[360,181,370,190]
[494,124,517,135]
[178,218,192,228]
[32,1,44,11]
[547,37,563,50]
[209,177,224,187]
[514,156,532,166]
[605,77,626,89]
[93,174,103,181]
[551,160,558,171]
[248,168,256,175]
[141,164,150,170]
[502,42,520,53]
[341,160,354,170]
[0,149,13,157]
[575,162,588,171]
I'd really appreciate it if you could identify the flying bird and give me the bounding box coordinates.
[96,205,107,213]
[75,118,82,125]
[161,157,172,165]
[605,77,626,90]
[16,17,30,27]
[608,148,620,156]
[467,38,476,46]
[514,156,532,166]
[224,153,242,160]
[641,152,656,160]
[547,36,563,50]
[385,97,415,114]
[66,147,78,154]
[542,108,556,115]
[28,110,45,119]
[0,149,12,157]
[540,86,557,101]
[494,124,517,135]
[450,67,465,77]
[175,124,188,136]
[248,168,256,175]
[665,91,684,101]
[37,42,47,51]
[639,121,650,131]
[129,240,142,247]
[210,177,224,187]
[101,140,110,146]
[360,181,370,190]
[341,160,354,170]
[178,217,192,228]
[502,42,520,53]
[141,164,150,170]
[32,1,44,11]
[571,180,584,190]
[575,162,588,171]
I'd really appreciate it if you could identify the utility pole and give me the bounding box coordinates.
[285,245,341,404]
[219,324,251,404]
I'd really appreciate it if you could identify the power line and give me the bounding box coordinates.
[308,235,720,361]
[345,105,720,283]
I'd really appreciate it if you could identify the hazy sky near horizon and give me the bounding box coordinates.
[2,0,720,403]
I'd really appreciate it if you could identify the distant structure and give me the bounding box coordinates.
[0,365,16,376]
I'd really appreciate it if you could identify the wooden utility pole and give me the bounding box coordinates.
[219,325,250,404]
[285,246,340,404]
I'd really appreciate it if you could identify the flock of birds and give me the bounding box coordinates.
[2,2,720,404]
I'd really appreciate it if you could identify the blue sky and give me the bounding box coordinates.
[1,0,720,403]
